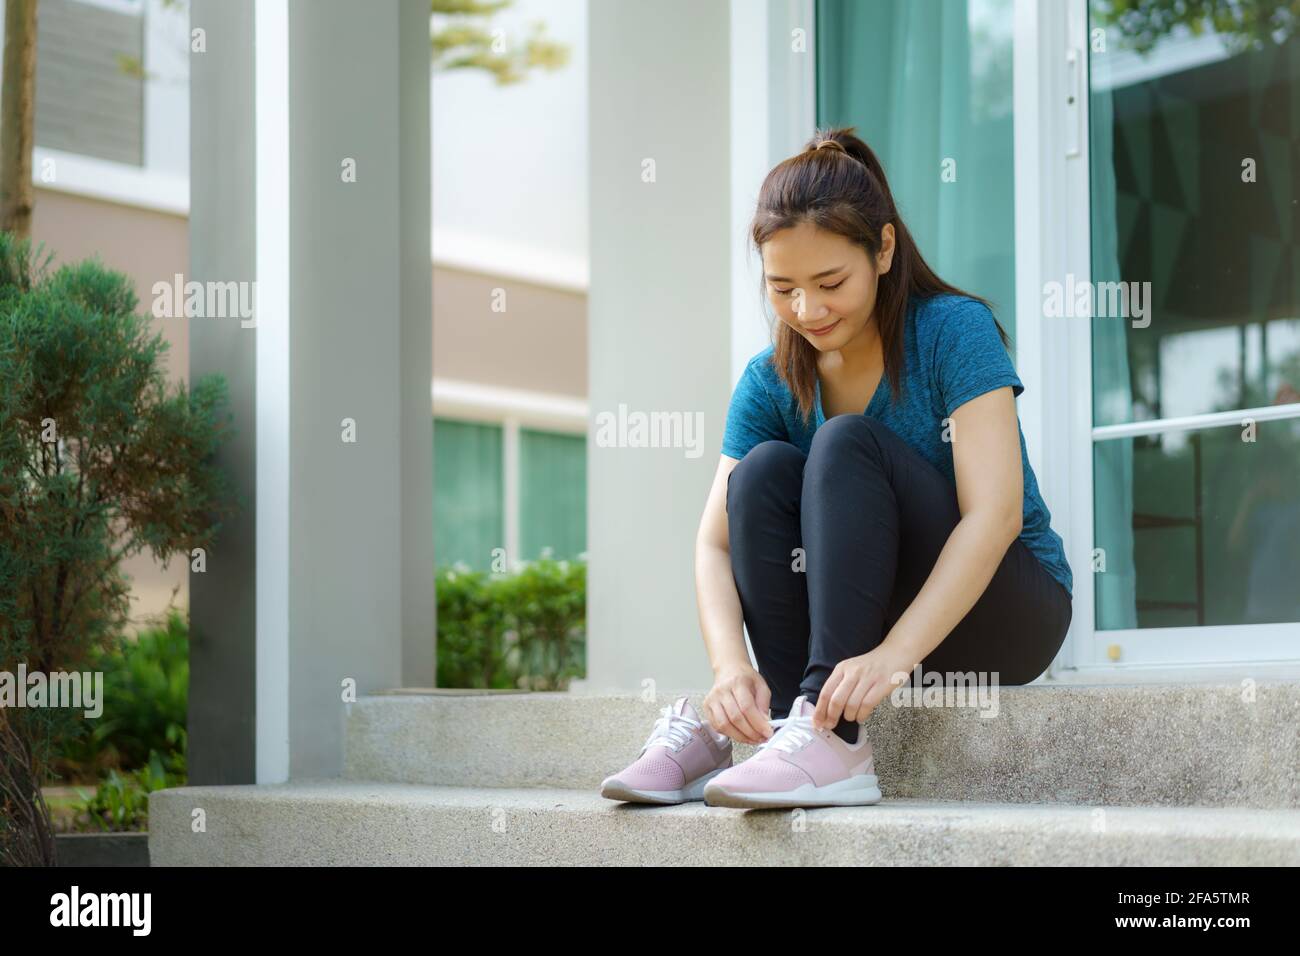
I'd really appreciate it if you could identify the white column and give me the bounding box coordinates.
[191,0,432,783]
[585,0,810,694]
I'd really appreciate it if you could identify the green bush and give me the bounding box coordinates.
[55,610,188,785]
[436,554,585,691]
[0,233,236,672]
[0,233,230,862]
[65,750,178,833]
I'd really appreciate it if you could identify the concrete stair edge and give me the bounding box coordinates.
[147,779,1300,866]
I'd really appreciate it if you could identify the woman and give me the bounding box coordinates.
[599,127,1072,810]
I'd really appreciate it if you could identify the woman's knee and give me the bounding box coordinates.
[807,413,888,467]
[726,440,805,513]
[803,416,893,497]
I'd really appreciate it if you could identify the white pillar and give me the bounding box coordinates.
[585,0,812,694]
[191,0,432,783]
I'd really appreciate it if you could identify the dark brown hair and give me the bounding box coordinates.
[751,125,1011,422]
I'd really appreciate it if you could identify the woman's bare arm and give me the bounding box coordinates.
[695,454,774,743]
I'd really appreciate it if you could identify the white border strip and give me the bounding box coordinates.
[432,378,587,433]
[31,164,594,296]
[73,0,143,14]
[433,227,588,293]
[1049,654,1300,683]
[1083,622,1300,666]
[33,147,189,215]
[1093,402,1300,441]
[255,0,290,786]
[503,418,521,567]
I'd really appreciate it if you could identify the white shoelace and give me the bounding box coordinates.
[756,713,817,755]
[642,704,702,752]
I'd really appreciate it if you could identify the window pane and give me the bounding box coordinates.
[36,0,145,166]
[817,0,1017,338]
[520,428,586,561]
[433,418,503,571]
[1093,419,1300,629]
[1089,3,1300,427]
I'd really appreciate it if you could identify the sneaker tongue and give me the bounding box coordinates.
[644,698,698,750]
[791,695,814,718]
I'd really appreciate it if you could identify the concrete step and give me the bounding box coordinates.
[148,778,1300,865]
[343,681,1300,808]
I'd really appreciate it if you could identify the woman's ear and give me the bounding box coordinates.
[877,223,897,275]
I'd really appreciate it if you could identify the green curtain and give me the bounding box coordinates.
[520,428,587,561]
[817,0,1018,337]
[433,417,504,571]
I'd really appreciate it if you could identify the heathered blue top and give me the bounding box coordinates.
[721,292,1073,597]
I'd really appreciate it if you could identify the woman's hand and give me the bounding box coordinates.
[812,642,917,731]
[703,664,774,745]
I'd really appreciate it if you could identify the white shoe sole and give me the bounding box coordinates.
[600,766,730,804]
[703,773,882,809]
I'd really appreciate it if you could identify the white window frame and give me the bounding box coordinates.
[1017,0,1300,677]
[70,0,144,14]
[1013,0,1088,679]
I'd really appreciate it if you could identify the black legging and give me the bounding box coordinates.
[725,413,1072,736]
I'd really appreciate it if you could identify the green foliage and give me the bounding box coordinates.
[0,233,224,851]
[1091,0,1299,55]
[56,610,189,784]
[432,0,570,85]
[436,555,585,690]
[0,232,237,675]
[66,751,177,833]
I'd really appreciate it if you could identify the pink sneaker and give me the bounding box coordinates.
[600,696,733,804]
[702,695,881,809]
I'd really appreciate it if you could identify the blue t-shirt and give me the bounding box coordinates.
[721,292,1073,597]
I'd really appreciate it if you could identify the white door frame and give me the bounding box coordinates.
[1018,0,1300,676]
[1013,0,1092,678]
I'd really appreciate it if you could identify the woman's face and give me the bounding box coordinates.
[761,220,895,352]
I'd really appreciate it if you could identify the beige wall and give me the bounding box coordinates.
[27,192,590,633]
[433,264,587,398]
[32,188,190,633]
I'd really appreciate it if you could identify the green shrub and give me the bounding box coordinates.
[436,554,585,691]
[0,233,236,673]
[0,233,230,862]
[54,610,188,785]
[65,750,177,833]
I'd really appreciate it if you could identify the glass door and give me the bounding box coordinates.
[1083,0,1300,664]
